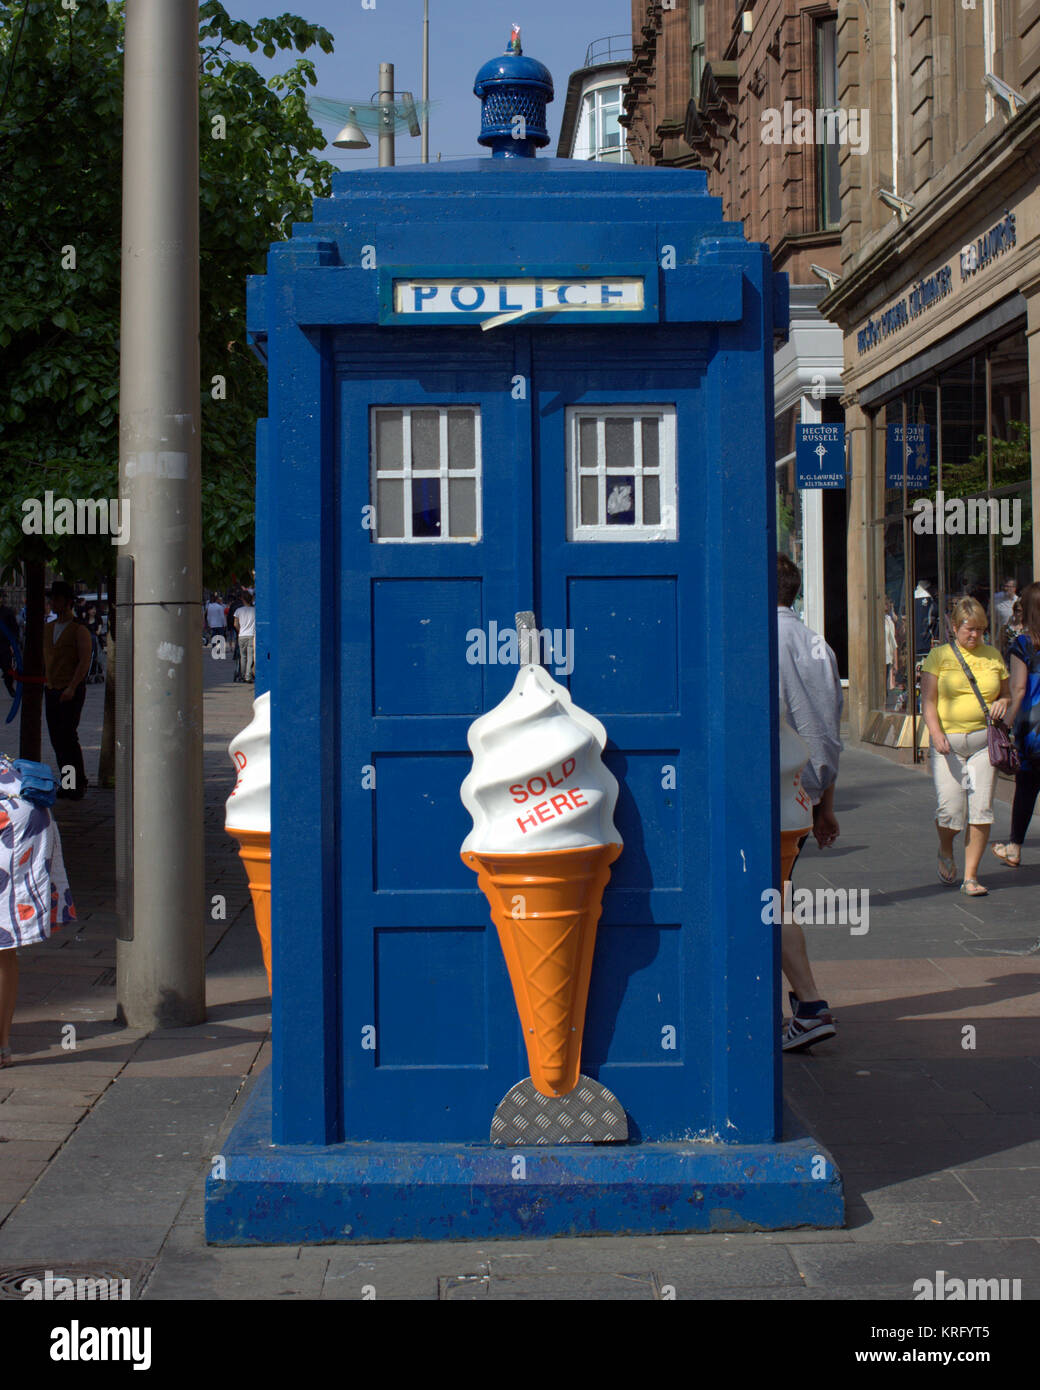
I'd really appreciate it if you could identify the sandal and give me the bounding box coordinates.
[937,853,957,885]
[0,1046,11,1068]
[960,878,989,897]
[992,842,1021,868]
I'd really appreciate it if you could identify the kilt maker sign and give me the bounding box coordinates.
[796,424,845,489]
[885,423,931,490]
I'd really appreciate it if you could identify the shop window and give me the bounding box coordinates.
[874,329,1033,727]
[567,406,677,541]
[815,17,840,230]
[989,331,1030,489]
[370,406,481,542]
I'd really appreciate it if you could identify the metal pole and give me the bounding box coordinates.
[421,1,429,164]
[116,0,205,1027]
[379,61,394,168]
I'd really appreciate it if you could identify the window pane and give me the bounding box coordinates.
[411,477,441,536]
[448,477,477,538]
[815,18,840,228]
[939,355,987,498]
[605,417,634,470]
[605,475,635,525]
[411,410,440,471]
[447,410,475,469]
[377,478,404,538]
[989,332,1030,488]
[642,417,660,469]
[643,474,661,525]
[579,416,598,467]
[580,474,598,526]
[376,411,403,471]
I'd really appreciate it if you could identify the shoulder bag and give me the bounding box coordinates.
[945,636,1020,775]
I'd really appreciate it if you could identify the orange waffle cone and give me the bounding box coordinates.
[779,827,811,886]
[227,827,271,992]
[462,843,621,1098]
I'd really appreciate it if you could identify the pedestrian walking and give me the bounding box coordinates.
[994,575,1019,632]
[0,754,77,1066]
[992,582,1040,868]
[0,592,18,700]
[205,594,226,644]
[921,597,1010,896]
[998,598,1024,661]
[42,581,92,800]
[776,554,844,1052]
[235,599,256,683]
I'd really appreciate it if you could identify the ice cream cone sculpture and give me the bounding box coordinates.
[779,697,814,884]
[460,664,623,1099]
[225,692,272,992]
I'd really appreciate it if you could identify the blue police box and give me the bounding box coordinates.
[206,41,843,1243]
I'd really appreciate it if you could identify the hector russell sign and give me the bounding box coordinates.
[796,424,846,489]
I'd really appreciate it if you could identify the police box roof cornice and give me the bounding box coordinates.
[244,39,789,350]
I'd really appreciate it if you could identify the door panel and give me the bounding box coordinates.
[533,347,708,1138]
[336,335,529,1140]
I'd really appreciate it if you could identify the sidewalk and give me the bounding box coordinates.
[1,666,1038,1301]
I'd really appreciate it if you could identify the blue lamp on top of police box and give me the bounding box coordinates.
[473,25,553,158]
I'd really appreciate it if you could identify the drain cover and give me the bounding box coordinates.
[0,1261,152,1301]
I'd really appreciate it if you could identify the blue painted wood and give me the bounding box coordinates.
[253,156,796,1164]
[253,418,270,698]
[205,1071,844,1242]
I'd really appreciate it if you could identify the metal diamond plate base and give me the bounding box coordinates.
[490,1075,629,1145]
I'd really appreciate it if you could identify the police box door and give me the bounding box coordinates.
[336,326,705,1143]
[337,328,536,1141]
[532,330,709,1141]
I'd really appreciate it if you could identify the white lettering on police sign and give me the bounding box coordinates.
[392,277,644,319]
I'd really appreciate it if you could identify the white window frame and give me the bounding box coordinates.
[566,405,678,542]
[578,82,630,162]
[370,405,483,543]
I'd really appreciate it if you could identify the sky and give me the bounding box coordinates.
[224,0,632,166]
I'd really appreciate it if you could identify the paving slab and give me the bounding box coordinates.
[791,1237,1040,1291]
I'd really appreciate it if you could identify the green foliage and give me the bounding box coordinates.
[947,420,1032,498]
[0,0,335,587]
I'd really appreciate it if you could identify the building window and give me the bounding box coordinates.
[370,406,481,542]
[815,17,840,230]
[567,406,677,540]
[577,84,631,162]
[872,328,1032,721]
[690,0,706,101]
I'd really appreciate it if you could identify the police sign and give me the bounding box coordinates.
[386,275,646,328]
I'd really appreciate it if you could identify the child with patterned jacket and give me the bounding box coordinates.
[0,754,77,1066]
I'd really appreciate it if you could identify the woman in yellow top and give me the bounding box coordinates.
[921,597,1010,896]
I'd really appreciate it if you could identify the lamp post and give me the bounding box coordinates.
[116,0,204,1028]
[421,0,429,163]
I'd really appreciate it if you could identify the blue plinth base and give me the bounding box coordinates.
[205,1070,844,1245]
